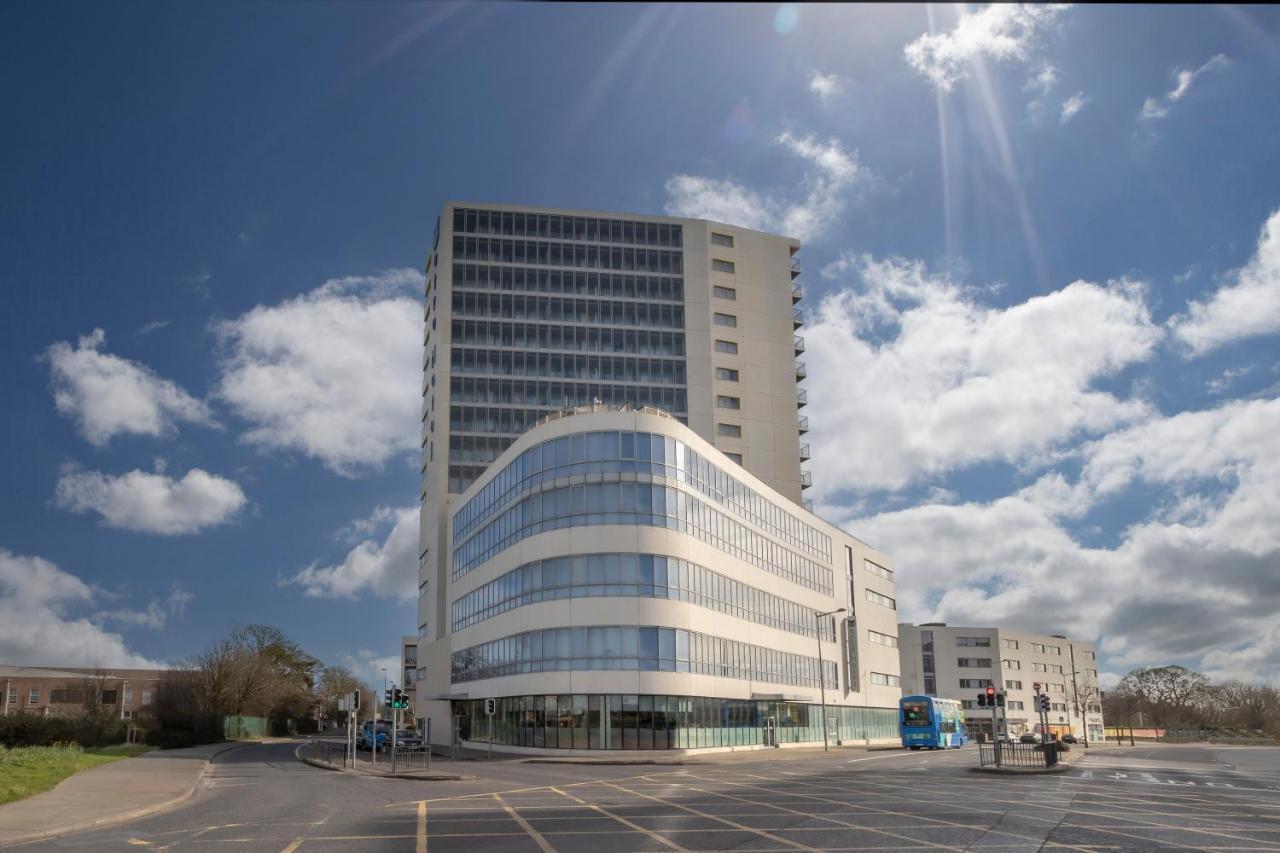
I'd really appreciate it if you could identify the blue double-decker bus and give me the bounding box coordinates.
[899,695,969,749]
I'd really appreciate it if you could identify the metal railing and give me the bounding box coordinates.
[792,284,803,303]
[794,335,805,353]
[797,415,809,433]
[799,471,813,487]
[301,739,349,767]
[796,388,808,407]
[795,362,807,379]
[793,307,804,327]
[533,402,676,429]
[391,746,433,774]
[978,741,1059,769]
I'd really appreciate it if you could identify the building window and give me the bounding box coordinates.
[867,629,898,648]
[1084,669,1097,679]
[1008,701,1025,711]
[1046,645,1061,655]
[1048,683,1065,693]
[958,679,992,689]
[724,451,743,465]
[865,589,896,610]
[956,636,991,647]
[864,560,892,581]
[121,710,133,720]
[1051,703,1067,712]
[923,677,936,695]
[142,690,152,706]
[1030,642,1045,654]
[957,658,992,668]
[711,232,734,248]
[1003,659,1021,670]
[713,312,737,328]
[714,339,738,354]
[29,689,39,704]
[123,688,134,705]
[1006,680,1023,690]
[716,367,739,382]
[712,258,736,273]
[712,285,736,301]
[870,672,900,687]
[6,687,16,705]
[1033,663,1047,672]
[1002,638,1019,650]
[716,395,740,410]
[717,423,742,438]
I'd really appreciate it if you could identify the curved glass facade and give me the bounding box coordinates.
[454,695,900,751]
[450,625,837,689]
[454,431,830,559]
[451,552,837,641]
[451,480,832,593]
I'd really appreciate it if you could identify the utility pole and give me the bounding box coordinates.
[814,607,846,751]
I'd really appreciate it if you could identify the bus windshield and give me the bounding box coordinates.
[902,700,931,726]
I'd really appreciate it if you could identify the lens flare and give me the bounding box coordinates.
[774,4,798,34]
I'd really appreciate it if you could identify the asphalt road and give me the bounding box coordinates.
[14,741,1280,851]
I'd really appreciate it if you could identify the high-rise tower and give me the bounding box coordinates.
[417,203,812,649]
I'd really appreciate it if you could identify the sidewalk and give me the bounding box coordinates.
[0,741,248,848]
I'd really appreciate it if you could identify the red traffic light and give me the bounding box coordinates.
[985,686,996,698]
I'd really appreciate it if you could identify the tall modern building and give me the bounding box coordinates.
[414,203,899,752]
[897,623,1105,742]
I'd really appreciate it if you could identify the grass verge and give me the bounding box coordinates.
[0,743,152,806]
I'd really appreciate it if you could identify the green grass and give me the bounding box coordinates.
[0,743,152,806]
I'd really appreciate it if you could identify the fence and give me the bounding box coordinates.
[979,741,1059,769]
[300,739,349,766]
[390,746,432,774]
[224,715,270,740]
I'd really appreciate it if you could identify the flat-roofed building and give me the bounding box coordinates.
[897,623,1104,742]
[1,665,165,721]
[415,406,901,753]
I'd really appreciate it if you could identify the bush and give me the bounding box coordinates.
[0,713,128,748]
[144,715,222,750]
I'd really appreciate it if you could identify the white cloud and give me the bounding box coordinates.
[1171,209,1280,355]
[842,397,1280,684]
[43,329,218,446]
[287,505,417,601]
[96,586,194,631]
[55,467,247,535]
[1139,54,1229,121]
[805,255,1161,493]
[0,549,159,668]
[1059,92,1089,123]
[1207,365,1252,396]
[339,649,402,689]
[664,132,865,242]
[808,70,844,99]
[904,4,1069,92]
[213,269,424,476]
[136,320,170,337]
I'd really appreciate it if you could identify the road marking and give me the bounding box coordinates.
[417,800,427,853]
[494,792,558,853]
[602,779,819,852]
[280,839,305,853]
[550,786,688,852]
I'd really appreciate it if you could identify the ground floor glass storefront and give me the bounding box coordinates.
[454,694,898,750]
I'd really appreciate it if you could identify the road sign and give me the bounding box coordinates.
[1033,682,1041,692]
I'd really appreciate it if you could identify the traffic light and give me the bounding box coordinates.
[384,689,393,709]
[391,688,407,710]
[484,698,496,716]
[985,686,996,707]
[996,690,1006,708]
[977,692,987,708]
[350,690,360,710]
[1036,695,1051,713]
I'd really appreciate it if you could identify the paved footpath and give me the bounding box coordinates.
[0,740,269,848]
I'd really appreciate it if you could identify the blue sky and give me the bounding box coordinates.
[2,4,1278,688]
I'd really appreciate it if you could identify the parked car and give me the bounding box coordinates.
[1062,734,1078,744]
[1019,733,1042,744]
[395,729,424,749]
[358,720,393,750]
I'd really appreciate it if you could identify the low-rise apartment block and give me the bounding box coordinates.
[897,624,1104,742]
[1,665,166,721]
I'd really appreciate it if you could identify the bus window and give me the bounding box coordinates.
[902,701,931,725]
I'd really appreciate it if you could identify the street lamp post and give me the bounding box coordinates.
[814,607,846,752]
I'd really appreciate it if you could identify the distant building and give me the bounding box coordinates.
[1,665,166,721]
[897,624,1104,742]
